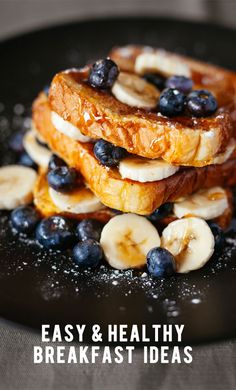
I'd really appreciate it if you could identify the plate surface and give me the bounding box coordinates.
[0,17,236,344]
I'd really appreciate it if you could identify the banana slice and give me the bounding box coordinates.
[51,111,92,142]
[49,186,103,214]
[173,187,228,220]
[100,213,161,270]
[135,52,191,77]
[0,165,37,209]
[212,138,236,164]
[119,155,179,182]
[161,217,215,273]
[23,130,52,169]
[111,72,160,109]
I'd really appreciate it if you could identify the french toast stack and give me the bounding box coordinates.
[23,45,236,273]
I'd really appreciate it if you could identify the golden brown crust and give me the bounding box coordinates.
[34,172,233,230]
[33,93,236,215]
[110,45,236,108]
[34,172,115,223]
[48,68,233,166]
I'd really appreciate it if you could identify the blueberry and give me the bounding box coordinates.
[76,218,103,241]
[18,152,38,170]
[186,89,217,117]
[36,216,75,250]
[47,167,80,193]
[208,222,225,253]
[143,73,166,91]
[148,203,173,222]
[48,154,67,171]
[147,247,176,277]
[43,85,50,95]
[9,131,25,153]
[94,139,127,167]
[11,206,41,234]
[159,88,185,117]
[73,239,103,268]
[166,75,193,94]
[88,58,119,89]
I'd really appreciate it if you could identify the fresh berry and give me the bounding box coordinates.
[94,139,127,167]
[186,89,217,117]
[9,131,25,153]
[43,85,50,95]
[166,75,193,94]
[47,167,80,193]
[11,206,41,234]
[159,88,185,117]
[48,154,67,171]
[36,216,75,250]
[18,152,38,170]
[208,222,225,252]
[148,203,173,222]
[147,247,176,277]
[76,218,103,241]
[73,239,103,268]
[88,58,119,89]
[143,73,166,91]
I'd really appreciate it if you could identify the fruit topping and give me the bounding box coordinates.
[88,58,119,89]
[161,217,215,273]
[73,239,103,268]
[11,205,40,234]
[76,218,103,241]
[94,139,127,167]
[100,214,161,270]
[36,216,75,250]
[143,73,166,91]
[147,247,176,277]
[48,154,67,171]
[148,203,173,222]
[159,88,185,117]
[165,75,193,94]
[186,89,217,117]
[47,166,81,193]
[18,152,38,170]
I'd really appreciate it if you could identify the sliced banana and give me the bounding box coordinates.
[173,187,228,220]
[161,217,215,273]
[212,138,236,164]
[119,155,179,182]
[49,186,103,214]
[23,130,52,169]
[111,72,160,109]
[100,213,160,270]
[0,165,37,210]
[51,111,92,142]
[135,52,191,77]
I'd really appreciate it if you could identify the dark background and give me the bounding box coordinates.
[0,0,236,40]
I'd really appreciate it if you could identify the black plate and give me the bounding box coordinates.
[0,17,236,345]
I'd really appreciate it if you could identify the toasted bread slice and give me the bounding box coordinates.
[33,92,236,215]
[48,65,233,166]
[110,45,236,108]
[34,171,233,230]
[34,172,115,223]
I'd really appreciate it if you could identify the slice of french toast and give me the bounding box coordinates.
[34,171,233,230]
[34,172,115,223]
[33,92,236,215]
[48,54,235,166]
[109,45,236,108]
